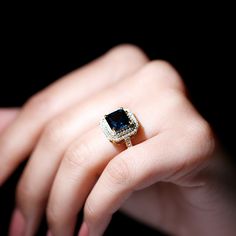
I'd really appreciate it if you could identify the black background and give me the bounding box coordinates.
[0,6,235,236]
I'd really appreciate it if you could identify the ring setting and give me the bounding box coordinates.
[100,108,139,148]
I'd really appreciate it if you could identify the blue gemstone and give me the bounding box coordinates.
[105,108,130,132]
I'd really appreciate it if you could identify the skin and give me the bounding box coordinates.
[0,45,235,236]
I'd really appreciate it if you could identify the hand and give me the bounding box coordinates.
[0,45,234,236]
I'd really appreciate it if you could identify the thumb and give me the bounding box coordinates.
[0,108,19,133]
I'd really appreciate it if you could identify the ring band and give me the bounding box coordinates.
[100,108,139,148]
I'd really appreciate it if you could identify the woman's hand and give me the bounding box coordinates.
[0,45,235,236]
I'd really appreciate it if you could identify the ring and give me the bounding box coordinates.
[100,108,139,148]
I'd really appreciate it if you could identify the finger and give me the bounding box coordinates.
[82,122,213,236]
[0,108,19,133]
[16,60,183,235]
[0,45,148,185]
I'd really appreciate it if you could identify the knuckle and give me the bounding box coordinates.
[195,121,215,155]
[107,44,148,67]
[63,141,91,169]
[186,119,216,158]
[42,117,66,145]
[141,60,185,91]
[24,93,56,115]
[105,158,132,186]
[161,88,186,108]
[144,60,175,75]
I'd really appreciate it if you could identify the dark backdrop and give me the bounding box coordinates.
[0,8,235,236]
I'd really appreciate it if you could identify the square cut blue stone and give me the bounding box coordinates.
[105,108,130,132]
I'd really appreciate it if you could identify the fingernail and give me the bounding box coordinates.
[47,230,53,236]
[9,209,26,236]
[78,222,89,236]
